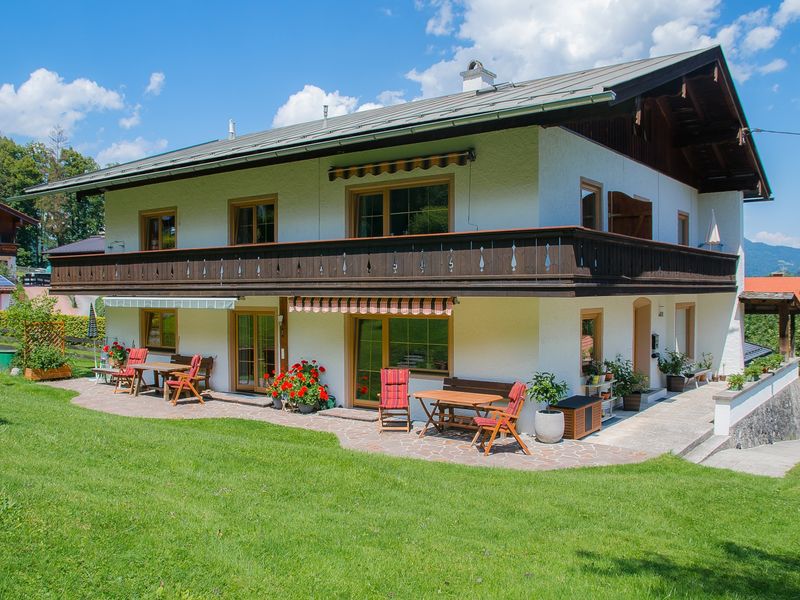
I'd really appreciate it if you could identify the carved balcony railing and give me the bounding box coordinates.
[48,227,738,297]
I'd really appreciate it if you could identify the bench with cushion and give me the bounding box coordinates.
[169,354,214,391]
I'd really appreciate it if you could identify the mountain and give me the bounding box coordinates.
[743,239,800,276]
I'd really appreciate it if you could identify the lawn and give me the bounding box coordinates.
[1,376,799,599]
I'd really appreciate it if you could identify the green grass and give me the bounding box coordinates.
[1,376,799,599]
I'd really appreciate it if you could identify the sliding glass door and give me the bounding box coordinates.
[234,312,276,393]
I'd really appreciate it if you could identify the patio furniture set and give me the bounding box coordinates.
[93,348,208,405]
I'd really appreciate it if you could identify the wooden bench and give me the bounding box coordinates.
[684,368,712,389]
[438,377,515,430]
[169,355,214,391]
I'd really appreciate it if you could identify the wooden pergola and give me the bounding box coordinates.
[739,289,800,359]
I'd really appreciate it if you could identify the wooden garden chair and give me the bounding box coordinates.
[110,348,148,394]
[378,368,411,432]
[164,354,204,405]
[471,381,530,456]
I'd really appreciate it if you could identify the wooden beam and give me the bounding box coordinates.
[779,304,791,359]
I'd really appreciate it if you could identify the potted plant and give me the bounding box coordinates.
[22,344,72,381]
[744,364,762,382]
[606,356,648,411]
[657,350,693,392]
[727,373,745,391]
[103,341,129,369]
[528,371,569,444]
[266,360,333,413]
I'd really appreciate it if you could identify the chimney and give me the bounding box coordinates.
[228,119,236,140]
[460,60,496,92]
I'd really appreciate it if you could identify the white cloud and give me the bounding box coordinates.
[272,85,406,127]
[407,0,798,97]
[96,137,167,166]
[753,231,800,248]
[772,83,781,92]
[759,58,788,74]
[118,104,142,129]
[774,0,800,27]
[426,0,454,36]
[145,72,165,96]
[0,68,123,138]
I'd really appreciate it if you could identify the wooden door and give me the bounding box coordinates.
[234,312,277,393]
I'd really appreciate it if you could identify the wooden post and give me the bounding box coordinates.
[791,313,797,359]
[278,297,289,373]
[778,304,790,359]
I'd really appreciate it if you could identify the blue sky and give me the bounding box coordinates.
[0,0,799,245]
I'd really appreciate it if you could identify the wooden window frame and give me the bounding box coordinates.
[139,208,177,251]
[140,308,178,353]
[675,302,695,359]
[346,174,454,238]
[678,211,690,246]
[580,178,603,231]
[349,314,453,408]
[580,308,603,375]
[228,194,278,246]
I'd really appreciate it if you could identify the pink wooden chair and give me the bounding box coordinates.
[164,354,204,405]
[471,381,530,456]
[378,368,411,432]
[110,348,148,394]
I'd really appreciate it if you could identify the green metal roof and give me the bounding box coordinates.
[21,46,760,197]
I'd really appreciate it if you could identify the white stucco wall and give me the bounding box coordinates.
[538,127,699,245]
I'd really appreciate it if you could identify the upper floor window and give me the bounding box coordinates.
[351,179,450,238]
[141,209,176,250]
[608,192,652,240]
[230,197,277,245]
[580,179,602,230]
[678,211,689,246]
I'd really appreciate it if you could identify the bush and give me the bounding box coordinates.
[727,373,745,391]
[744,364,763,382]
[527,372,568,406]
[604,355,647,397]
[0,312,105,341]
[657,350,693,376]
[25,344,69,370]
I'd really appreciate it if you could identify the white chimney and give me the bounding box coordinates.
[460,60,496,92]
[228,119,236,140]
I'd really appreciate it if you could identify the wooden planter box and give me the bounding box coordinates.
[553,396,602,440]
[666,375,687,392]
[24,365,72,381]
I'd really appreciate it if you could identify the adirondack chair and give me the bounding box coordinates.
[110,348,148,394]
[164,354,204,405]
[471,381,530,456]
[378,368,411,432]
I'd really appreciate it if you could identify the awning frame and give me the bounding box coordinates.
[104,297,238,310]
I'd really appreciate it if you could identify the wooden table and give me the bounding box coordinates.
[131,362,191,400]
[413,389,504,438]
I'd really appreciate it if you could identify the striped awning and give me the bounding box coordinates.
[328,150,475,181]
[289,297,454,316]
[104,297,237,310]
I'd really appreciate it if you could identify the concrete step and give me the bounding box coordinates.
[682,434,729,463]
[317,407,379,422]
[204,390,272,408]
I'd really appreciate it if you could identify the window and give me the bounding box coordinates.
[354,316,450,406]
[608,192,652,239]
[230,197,277,245]
[580,309,603,375]
[141,209,176,250]
[675,303,695,358]
[678,211,690,246]
[580,179,602,230]
[141,309,177,351]
[351,179,450,238]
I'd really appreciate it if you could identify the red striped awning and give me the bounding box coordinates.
[328,150,475,181]
[289,297,453,316]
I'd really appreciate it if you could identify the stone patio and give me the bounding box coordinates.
[45,378,652,472]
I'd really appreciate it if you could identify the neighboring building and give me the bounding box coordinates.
[0,202,38,273]
[45,235,106,258]
[740,275,800,359]
[0,275,14,310]
[21,47,770,432]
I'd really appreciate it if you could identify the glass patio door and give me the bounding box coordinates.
[354,318,384,408]
[235,313,276,393]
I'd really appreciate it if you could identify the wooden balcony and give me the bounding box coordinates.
[48,227,738,297]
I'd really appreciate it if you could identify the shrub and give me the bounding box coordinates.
[727,373,745,391]
[0,312,106,341]
[744,364,762,382]
[527,372,568,407]
[657,350,693,376]
[25,344,69,370]
[604,355,647,397]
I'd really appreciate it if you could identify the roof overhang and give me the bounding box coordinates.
[739,291,800,314]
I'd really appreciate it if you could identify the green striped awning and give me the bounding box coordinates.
[328,149,475,181]
[104,297,237,310]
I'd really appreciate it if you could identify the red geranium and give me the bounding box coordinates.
[264,359,335,411]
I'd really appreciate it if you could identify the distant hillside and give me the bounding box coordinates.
[744,238,800,276]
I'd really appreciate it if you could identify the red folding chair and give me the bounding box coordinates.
[471,381,530,456]
[110,348,148,394]
[165,354,204,405]
[378,368,411,432]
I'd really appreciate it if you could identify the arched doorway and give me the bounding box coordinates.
[633,298,652,378]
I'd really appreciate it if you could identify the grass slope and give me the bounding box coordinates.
[1,376,799,599]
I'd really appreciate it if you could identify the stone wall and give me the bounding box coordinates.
[725,379,800,450]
